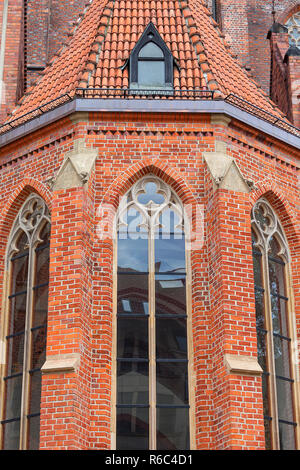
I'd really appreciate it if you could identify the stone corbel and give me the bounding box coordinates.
[49,138,98,191]
[41,353,80,374]
[203,141,255,193]
[224,353,263,376]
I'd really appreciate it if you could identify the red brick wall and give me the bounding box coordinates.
[217,0,300,94]
[0,0,87,121]
[286,55,300,128]
[0,0,24,122]
[0,112,298,449]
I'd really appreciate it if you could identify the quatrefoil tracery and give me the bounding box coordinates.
[7,195,50,264]
[117,176,185,234]
[251,199,289,262]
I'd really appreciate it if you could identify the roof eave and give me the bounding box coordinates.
[0,98,299,151]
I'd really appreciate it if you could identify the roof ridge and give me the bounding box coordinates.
[178,0,222,96]
[78,0,116,89]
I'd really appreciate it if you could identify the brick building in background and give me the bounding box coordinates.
[0,0,299,451]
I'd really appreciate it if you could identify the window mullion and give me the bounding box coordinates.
[19,244,35,450]
[263,250,280,450]
[149,226,156,450]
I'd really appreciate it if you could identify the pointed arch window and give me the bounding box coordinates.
[285,12,300,48]
[251,199,299,450]
[129,23,174,94]
[114,176,192,450]
[0,195,51,450]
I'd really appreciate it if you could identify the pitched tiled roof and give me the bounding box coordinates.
[3,0,289,126]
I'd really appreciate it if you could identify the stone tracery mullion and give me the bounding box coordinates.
[6,195,50,268]
[251,198,289,262]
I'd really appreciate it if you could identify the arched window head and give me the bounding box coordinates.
[1,195,51,450]
[251,199,299,450]
[114,176,192,450]
[129,22,174,94]
[285,11,300,48]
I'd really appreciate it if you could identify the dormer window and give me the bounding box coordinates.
[129,23,174,94]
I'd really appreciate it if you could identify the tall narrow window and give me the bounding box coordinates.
[251,199,298,450]
[1,195,50,450]
[115,176,190,450]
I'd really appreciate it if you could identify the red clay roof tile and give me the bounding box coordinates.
[4,0,288,126]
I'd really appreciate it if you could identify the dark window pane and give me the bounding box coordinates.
[35,245,49,286]
[32,285,48,328]
[262,374,271,421]
[118,318,148,358]
[257,329,267,371]
[156,318,187,359]
[264,418,272,450]
[117,408,149,450]
[271,296,289,338]
[276,378,294,423]
[155,274,186,315]
[39,222,51,244]
[10,255,28,294]
[252,252,263,287]
[279,421,296,450]
[4,375,23,421]
[273,336,291,379]
[156,362,189,406]
[255,289,265,331]
[157,407,190,450]
[27,414,40,450]
[269,259,285,297]
[139,42,164,58]
[118,237,148,273]
[6,333,25,375]
[118,274,148,313]
[138,61,165,87]
[28,371,42,415]
[155,237,186,273]
[31,327,47,370]
[117,361,149,405]
[269,237,281,259]
[2,419,21,450]
[8,294,27,336]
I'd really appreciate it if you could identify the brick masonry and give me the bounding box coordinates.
[0,111,298,449]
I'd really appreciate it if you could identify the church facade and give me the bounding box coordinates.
[0,0,299,451]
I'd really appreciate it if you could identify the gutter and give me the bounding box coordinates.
[0,98,299,150]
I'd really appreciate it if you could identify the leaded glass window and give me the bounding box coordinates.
[251,199,298,450]
[0,195,50,450]
[115,176,191,450]
[285,12,300,48]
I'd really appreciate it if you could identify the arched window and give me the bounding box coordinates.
[285,11,300,48]
[251,199,299,450]
[114,176,191,450]
[129,22,174,94]
[0,195,51,450]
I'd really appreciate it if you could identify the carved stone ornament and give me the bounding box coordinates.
[116,175,186,235]
[251,198,289,262]
[7,194,50,265]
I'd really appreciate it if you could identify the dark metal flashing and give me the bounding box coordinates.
[284,46,300,63]
[0,98,299,150]
[267,22,288,39]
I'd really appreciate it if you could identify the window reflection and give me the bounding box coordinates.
[116,177,190,450]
